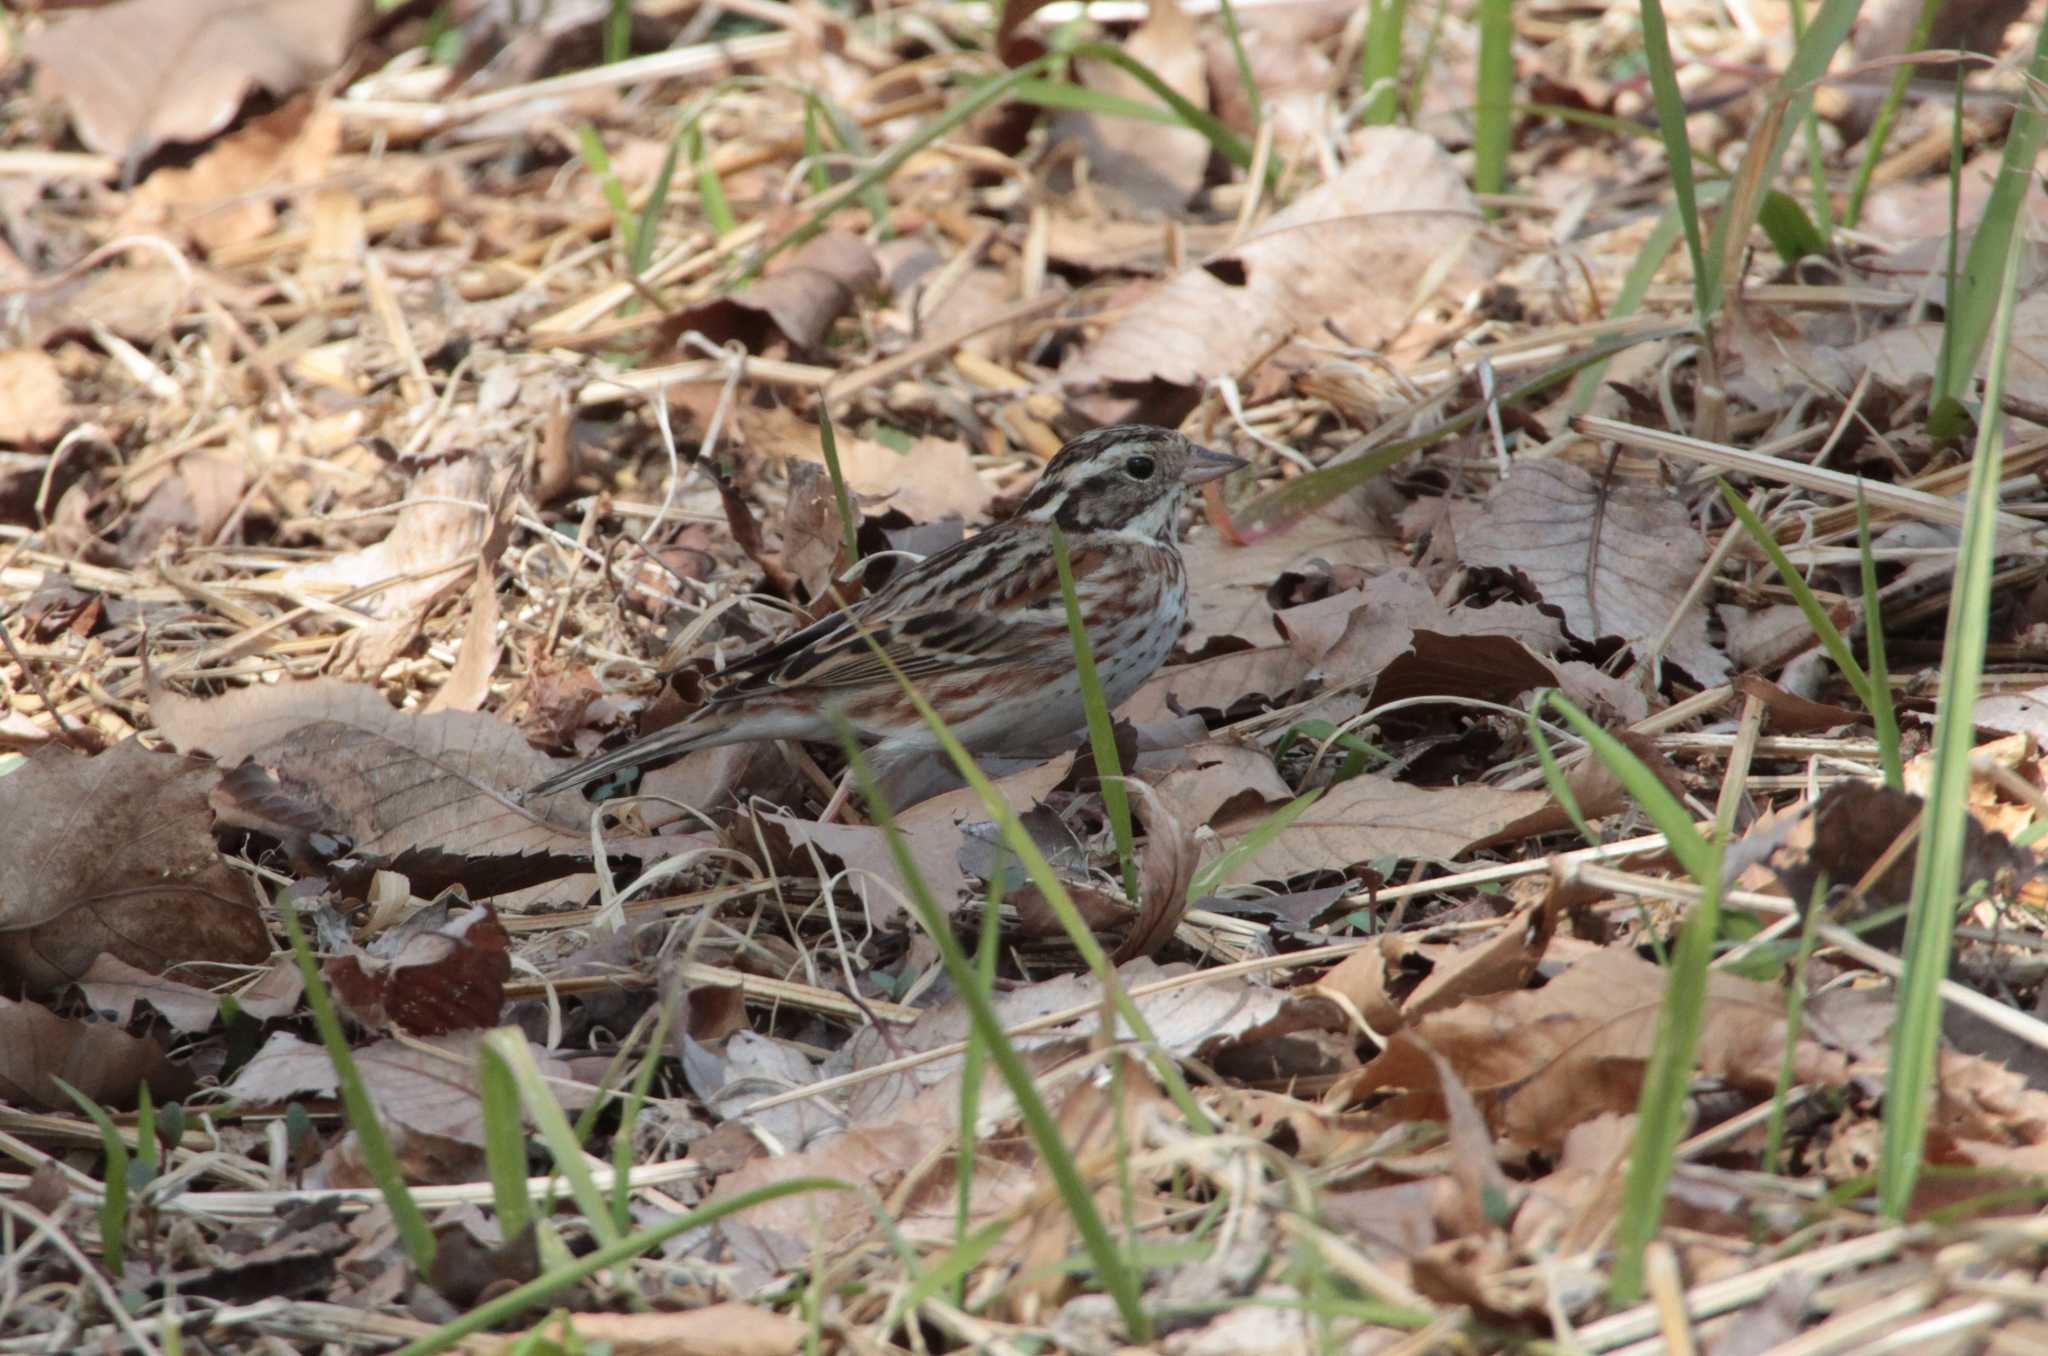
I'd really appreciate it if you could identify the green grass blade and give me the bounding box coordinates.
[1566,203,1692,416]
[1929,20,2048,433]
[1360,0,1409,126]
[836,620,1212,1134]
[802,97,831,196]
[1517,102,1728,172]
[1637,0,1713,316]
[393,1178,854,1356]
[1931,72,1971,433]
[1758,189,1828,266]
[891,1217,1018,1328]
[1843,0,1945,229]
[609,992,680,1231]
[483,1030,624,1250]
[1471,0,1513,199]
[1188,787,1322,896]
[1217,0,1262,127]
[1247,324,1688,529]
[1008,78,1204,127]
[842,737,1152,1340]
[757,46,1256,274]
[1062,43,1258,170]
[1878,226,2026,1219]
[816,406,861,568]
[479,1043,532,1242]
[134,1084,160,1177]
[631,125,684,277]
[1052,523,1137,901]
[811,90,895,237]
[1785,0,1837,234]
[1763,880,1829,1175]
[1702,0,1862,318]
[603,0,630,65]
[954,863,1005,1302]
[1525,708,1598,848]
[1716,480,1876,710]
[276,903,437,1272]
[576,124,637,269]
[1533,693,1721,1303]
[1856,488,1904,790]
[689,124,737,237]
[53,1077,129,1278]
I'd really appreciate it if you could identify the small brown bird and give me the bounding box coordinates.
[529,425,1245,801]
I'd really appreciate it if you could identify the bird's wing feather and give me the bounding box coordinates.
[715,608,1036,695]
[709,529,1076,698]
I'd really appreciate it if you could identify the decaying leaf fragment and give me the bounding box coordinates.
[0,739,269,994]
[26,0,362,165]
[147,674,610,869]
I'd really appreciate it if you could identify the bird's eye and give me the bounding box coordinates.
[1125,455,1156,480]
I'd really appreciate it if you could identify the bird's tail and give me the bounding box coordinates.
[525,713,717,798]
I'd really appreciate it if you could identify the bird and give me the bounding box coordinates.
[527,424,1248,806]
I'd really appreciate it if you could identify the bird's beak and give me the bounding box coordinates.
[1181,445,1249,486]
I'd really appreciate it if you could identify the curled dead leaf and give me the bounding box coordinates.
[26,0,361,164]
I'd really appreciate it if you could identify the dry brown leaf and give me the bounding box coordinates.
[1200,5,1341,147]
[278,452,496,642]
[26,0,361,163]
[0,995,195,1111]
[1061,128,1500,391]
[682,1029,841,1153]
[835,435,996,525]
[780,458,859,605]
[0,739,269,995]
[1307,568,1564,676]
[1979,683,2048,744]
[1420,1040,1520,1239]
[229,955,306,1022]
[1042,215,1237,273]
[1063,0,1210,214]
[324,898,512,1036]
[123,96,341,253]
[1489,729,1687,845]
[147,674,600,864]
[76,954,222,1034]
[762,811,967,927]
[1462,457,1729,682]
[743,407,994,524]
[1342,948,1849,1153]
[1840,290,2048,410]
[1109,781,1198,962]
[1150,740,1295,830]
[1510,1111,1633,1256]
[4,257,190,350]
[1124,645,1313,723]
[1314,900,1555,1036]
[1320,1178,1444,1266]
[550,1306,808,1356]
[423,562,504,715]
[842,959,1301,1123]
[1180,511,1401,652]
[699,1075,959,1271]
[1204,770,1550,883]
[1731,672,1868,735]
[0,351,69,444]
[670,230,879,352]
[226,1029,593,1147]
[118,450,250,562]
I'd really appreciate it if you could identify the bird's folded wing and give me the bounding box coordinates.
[727,609,1029,694]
